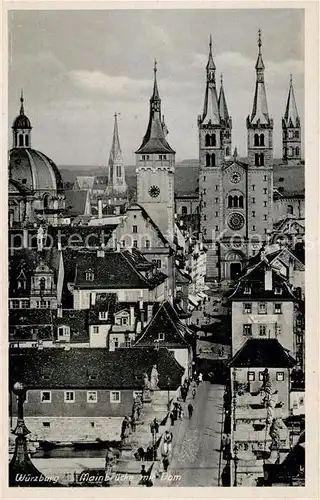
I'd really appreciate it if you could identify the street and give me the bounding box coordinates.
[166,382,225,487]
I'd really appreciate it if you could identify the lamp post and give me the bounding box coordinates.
[167,376,171,411]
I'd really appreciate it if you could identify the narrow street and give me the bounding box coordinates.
[165,382,225,487]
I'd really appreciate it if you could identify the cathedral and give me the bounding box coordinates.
[198,32,303,282]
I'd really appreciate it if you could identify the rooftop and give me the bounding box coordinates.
[229,338,296,368]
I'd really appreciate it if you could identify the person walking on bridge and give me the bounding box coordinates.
[188,403,194,419]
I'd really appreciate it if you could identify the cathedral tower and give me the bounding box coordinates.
[135,61,175,242]
[107,113,127,195]
[246,30,273,168]
[218,74,232,158]
[282,75,301,164]
[12,91,32,148]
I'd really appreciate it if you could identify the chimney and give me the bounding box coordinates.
[98,199,103,219]
[97,247,105,258]
[130,306,135,325]
[116,242,121,252]
[264,268,273,291]
[91,292,96,306]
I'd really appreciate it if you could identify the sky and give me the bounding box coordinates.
[8,9,304,167]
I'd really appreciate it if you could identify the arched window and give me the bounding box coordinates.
[239,196,244,208]
[255,153,260,166]
[254,134,259,146]
[181,206,188,215]
[295,130,300,139]
[206,154,210,167]
[19,134,23,147]
[205,134,210,147]
[260,153,264,166]
[39,277,46,291]
[260,134,265,146]
[211,153,215,167]
[43,194,50,209]
[228,196,233,208]
[287,205,294,215]
[212,134,216,147]
[296,147,300,156]
[25,135,29,147]
[233,196,238,208]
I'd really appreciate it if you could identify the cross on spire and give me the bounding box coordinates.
[209,34,212,53]
[290,73,293,85]
[154,59,157,76]
[220,73,223,85]
[20,89,24,115]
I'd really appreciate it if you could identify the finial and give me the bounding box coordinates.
[220,73,223,85]
[258,29,262,54]
[20,89,24,115]
[154,58,157,75]
[209,35,212,53]
[233,147,238,160]
[290,74,293,85]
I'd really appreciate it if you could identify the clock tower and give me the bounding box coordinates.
[136,61,175,242]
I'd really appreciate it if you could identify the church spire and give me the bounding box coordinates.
[283,74,300,127]
[12,90,32,148]
[20,89,25,115]
[249,30,270,125]
[201,36,220,125]
[109,112,122,164]
[136,62,174,154]
[218,74,230,122]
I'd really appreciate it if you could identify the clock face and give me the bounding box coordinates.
[230,171,241,184]
[149,185,160,198]
[228,212,245,231]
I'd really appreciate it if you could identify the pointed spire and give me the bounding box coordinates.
[283,74,300,127]
[233,147,238,160]
[136,63,175,154]
[218,73,230,122]
[201,37,220,125]
[109,112,122,164]
[249,30,270,125]
[20,89,25,115]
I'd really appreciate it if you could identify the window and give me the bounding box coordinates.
[203,176,206,182]
[287,205,294,215]
[87,391,98,403]
[25,135,29,147]
[41,391,51,403]
[181,206,188,215]
[114,337,119,348]
[243,303,252,314]
[132,225,138,233]
[133,240,138,248]
[116,165,121,177]
[296,147,300,156]
[203,189,207,195]
[255,153,259,166]
[93,326,99,334]
[64,391,75,403]
[206,154,210,167]
[203,202,206,208]
[203,229,207,235]
[203,215,207,221]
[263,175,267,181]
[274,287,282,295]
[264,229,268,234]
[215,226,219,231]
[252,185,255,191]
[258,302,267,314]
[260,134,265,146]
[260,153,264,166]
[215,212,219,217]
[211,154,216,167]
[252,197,256,204]
[215,185,218,191]
[58,326,70,337]
[21,300,29,308]
[264,215,267,221]
[38,300,49,309]
[43,422,50,428]
[86,272,94,281]
[110,391,121,403]
[243,324,252,336]
[252,226,256,231]
[244,286,251,295]
[125,339,132,348]
[11,300,20,309]
[263,201,267,207]
[274,303,282,314]
[296,334,303,344]
[145,240,151,249]
[19,134,24,147]
[215,198,219,203]
[295,130,300,138]
[247,371,255,381]
[252,211,256,217]
[121,240,126,248]
[99,311,108,320]
[276,372,284,381]
[239,196,244,208]
[259,324,267,336]
[158,332,165,341]
[133,391,143,400]
[254,134,259,147]
[275,325,282,336]
[259,372,265,381]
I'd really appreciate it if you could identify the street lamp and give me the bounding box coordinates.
[167,376,171,411]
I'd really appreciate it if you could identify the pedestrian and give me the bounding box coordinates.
[131,415,136,432]
[162,455,169,472]
[170,411,175,426]
[153,418,159,434]
[192,387,196,399]
[198,372,203,383]
[188,403,194,419]
[140,464,148,485]
[180,407,184,420]
[177,404,182,419]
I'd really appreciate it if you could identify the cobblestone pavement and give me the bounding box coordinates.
[162,382,225,487]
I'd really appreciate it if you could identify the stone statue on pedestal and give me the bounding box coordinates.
[150,364,159,390]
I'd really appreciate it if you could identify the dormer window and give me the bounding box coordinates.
[158,332,165,341]
[86,271,94,281]
[244,286,251,295]
[274,287,282,295]
[99,311,108,320]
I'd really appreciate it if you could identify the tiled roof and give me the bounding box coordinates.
[229,260,296,301]
[134,300,193,348]
[9,347,184,390]
[229,339,296,368]
[64,190,89,216]
[127,203,173,250]
[9,309,53,326]
[273,164,304,196]
[73,249,166,290]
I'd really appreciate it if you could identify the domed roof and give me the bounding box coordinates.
[12,114,32,130]
[9,148,64,193]
[12,93,32,130]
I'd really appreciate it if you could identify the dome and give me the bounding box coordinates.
[12,114,32,130]
[9,148,64,193]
